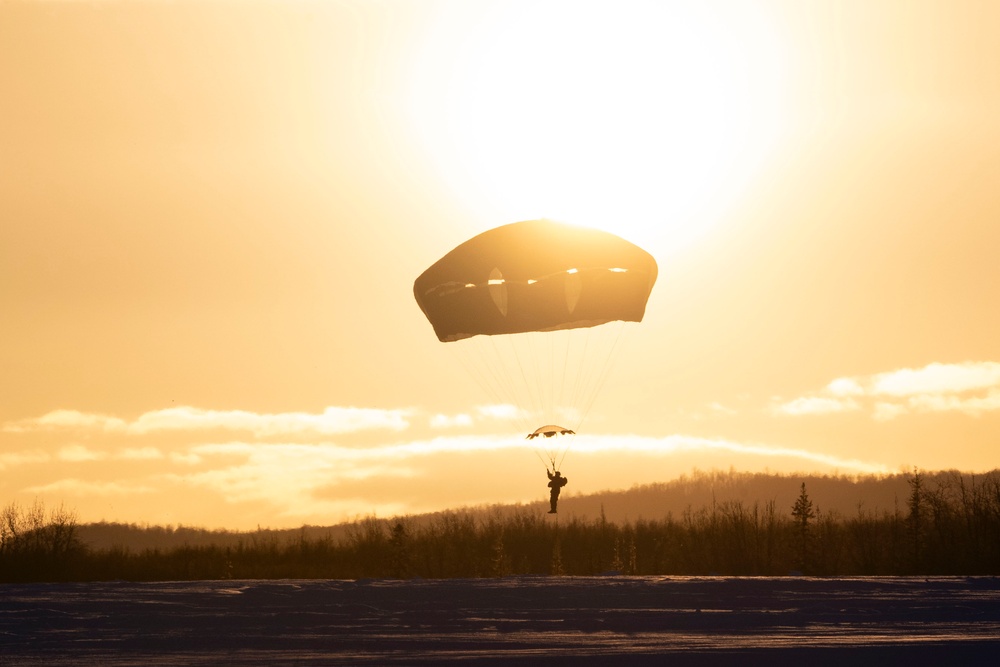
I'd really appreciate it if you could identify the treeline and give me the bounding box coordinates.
[3,469,999,582]
[69,469,941,552]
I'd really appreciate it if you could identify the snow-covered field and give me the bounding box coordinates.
[2,576,999,665]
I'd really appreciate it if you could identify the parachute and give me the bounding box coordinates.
[527,425,576,440]
[414,219,657,470]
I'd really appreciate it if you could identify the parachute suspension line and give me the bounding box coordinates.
[531,446,553,471]
[551,330,583,471]
[524,332,544,422]
[451,336,535,436]
[553,334,572,429]
[559,328,573,426]
[532,449,559,472]
[537,332,557,426]
[534,328,577,472]
[490,335,533,435]
[547,332,556,423]
[552,440,570,473]
[572,327,594,431]
[576,321,629,434]
[567,326,596,432]
[538,334,554,426]
[503,333,540,433]
[451,340,511,425]
[568,328,594,430]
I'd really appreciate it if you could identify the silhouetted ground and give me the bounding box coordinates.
[2,576,998,665]
[7,470,1000,581]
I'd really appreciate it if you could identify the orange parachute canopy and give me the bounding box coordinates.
[413,219,657,343]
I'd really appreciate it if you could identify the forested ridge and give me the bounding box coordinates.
[3,469,999,582]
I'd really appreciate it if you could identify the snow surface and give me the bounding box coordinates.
[2,576,999,665]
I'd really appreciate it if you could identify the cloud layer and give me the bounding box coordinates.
[774,361,1000,420]
[2,401,893,528]
[4,406,411,436]
[8,360,993,529]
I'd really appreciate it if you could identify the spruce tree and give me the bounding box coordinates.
[791,483,815,573]
[907,469,925,573]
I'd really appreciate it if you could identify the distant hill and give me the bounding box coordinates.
[75,468,994,552]
[558,469,921,523]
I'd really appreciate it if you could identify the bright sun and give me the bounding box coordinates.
[406,0,789,254]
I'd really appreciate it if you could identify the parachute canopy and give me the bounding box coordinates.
[527,425,576,440]
[413,219,658,343]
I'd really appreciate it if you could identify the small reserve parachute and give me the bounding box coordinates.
[413,219,657,470]
[527,425,576,440]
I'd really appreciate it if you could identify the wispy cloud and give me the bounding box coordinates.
[170,451,203,466]
[118,447,165,461]
[130,406,411,436]
[428,403,570,431]
[166,441,422,520]
[706,402,738,416]
[872,402,908,422]
[475,404,526,421]
[0,450,50,471]
[24,479,157,497]
[4,405,412,437]
[871,362,1000,397]
[685,402,740,421]
[774,396,860,416]
[2,410,126,433]
[775,361,1000,420]
[58,444,108,462]
[905,390,1000,417]
[827,378,865,396]
[430,413,473,428]
[565,434,890,474]
[3,443,163,480]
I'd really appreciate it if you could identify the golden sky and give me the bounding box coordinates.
[2,0,999,529]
